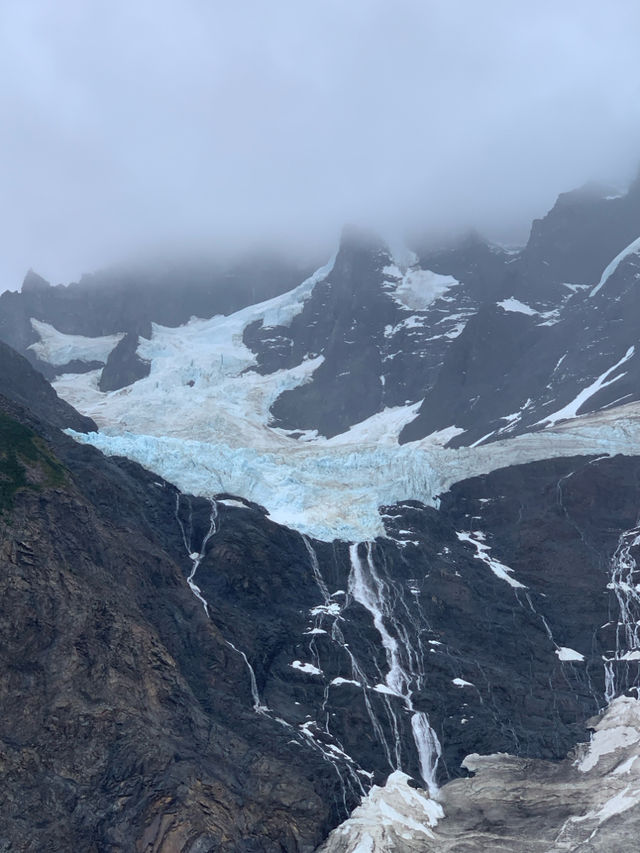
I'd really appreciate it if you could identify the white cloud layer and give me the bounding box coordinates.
[2,0,640,288]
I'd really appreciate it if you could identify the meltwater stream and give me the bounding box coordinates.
[299,536,443,795]
[604,522,640,702]
[173,496,442,808]
[348,543,442,796]
[174,497,368,813]
[174,493,268,713]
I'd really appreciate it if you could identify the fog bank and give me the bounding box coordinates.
[2,0,640,289]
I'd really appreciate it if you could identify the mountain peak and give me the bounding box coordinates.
[338,224,388,255]
[21,269,50,293]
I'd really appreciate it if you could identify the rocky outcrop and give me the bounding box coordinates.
[98,333,150,392]
[0,340,96,432]
[322,696,640,852]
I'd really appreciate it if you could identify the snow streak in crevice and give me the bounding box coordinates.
[536,346,634,428]
[590,235,640,297]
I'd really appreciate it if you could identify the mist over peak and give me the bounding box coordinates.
[2,0,640,290]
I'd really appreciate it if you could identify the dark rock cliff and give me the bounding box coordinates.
[0,340,96,433]
[0,394,347,852]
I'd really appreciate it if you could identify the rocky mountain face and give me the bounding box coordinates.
[243,228,499,438]
[0,340,96,433]
[0,392,352,852]
[7,177,640,450]
[3,172,640,850]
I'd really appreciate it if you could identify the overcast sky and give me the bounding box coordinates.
[2,0,640,290]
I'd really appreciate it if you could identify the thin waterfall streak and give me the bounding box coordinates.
[175,494,273,714]
[225,640,269,714]
[302,533,331,603]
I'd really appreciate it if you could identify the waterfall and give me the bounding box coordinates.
[604,524,640,700]
[348,542,442,796]
[174,492,268,713]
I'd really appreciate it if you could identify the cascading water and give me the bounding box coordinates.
[348,542,442,796]
[175,494,218,616]
[302,533,394,764]
[604,524,640,702]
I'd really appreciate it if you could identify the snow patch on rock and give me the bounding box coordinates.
[319,770,443,853]
[29,319,124,366]
[383,265,459,311]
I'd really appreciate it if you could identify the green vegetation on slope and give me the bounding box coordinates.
[0,413,66,511]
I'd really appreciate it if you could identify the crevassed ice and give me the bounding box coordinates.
[35,257,640,542]
[68,408,640,541]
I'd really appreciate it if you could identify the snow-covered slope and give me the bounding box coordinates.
[28,319,125,366]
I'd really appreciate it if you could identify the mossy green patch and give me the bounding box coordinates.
[0,413,66,512]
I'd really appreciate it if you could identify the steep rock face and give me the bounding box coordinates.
[0,396,350,852]
[0,340,96,433]
[520,175,640,289]
[176,454,640,792]
[401,179,640,447]
[4,342,640,848]
[413,231,513,302]
[5,171,640,850]
[399,303,543,444]
[244,228,505,438]
[99,333,150,392]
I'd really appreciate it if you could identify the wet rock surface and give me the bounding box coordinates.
[182,453,640,796]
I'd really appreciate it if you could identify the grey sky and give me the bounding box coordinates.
[2,0,640,289]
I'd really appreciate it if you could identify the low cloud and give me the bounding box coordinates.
[2,0,640,288]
